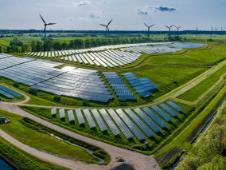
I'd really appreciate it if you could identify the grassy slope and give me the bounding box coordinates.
[0,109,98,163]
[178,66,226,101]
[0,139,64,170]
[176,102,226,170]
[154,85,226,167]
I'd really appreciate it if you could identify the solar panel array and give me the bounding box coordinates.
[27,42,202,67]
[104,72,135,101]
[28,50,139,68]
[0,85,22,99]
[123,72,157,98]
[0,54,112,102]
[51,101,181,141]
[123,42,203,54]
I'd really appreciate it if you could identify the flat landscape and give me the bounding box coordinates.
[0,1,226,170]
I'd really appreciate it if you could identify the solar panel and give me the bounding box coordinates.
[59,108,65,119]
[108,109,133,139]
[134,108,160,133]
[0,89,14,99]
[0,85,21,98]
[152,106,171,122]
[166,101,181,112]
[116,109,145,141]
[83,109,96,129]
[142,107,166,128]
[99,109,120,136]
[67,110,75,122]
[160,103,177,117]
[124,108,153,137]
[75,109,85,125]
[104,72,135,101]
[51,108,57,117]
[91,109,107,132]
[122,72,157,98]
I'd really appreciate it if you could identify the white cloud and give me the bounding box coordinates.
[73,0,91,7]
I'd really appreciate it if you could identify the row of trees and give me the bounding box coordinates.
[0,35,183,53]
[31,36,162,52]
[176,123,226,170]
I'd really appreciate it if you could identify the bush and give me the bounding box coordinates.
[13,82,19,88]
[53,95,61,102]
[28,88,37,95]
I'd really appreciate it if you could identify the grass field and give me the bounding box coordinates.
[178,66,226,101]
[0,138,64,170]
[0,109,102,164]
[155,85,226,168]
[1,43,226,107]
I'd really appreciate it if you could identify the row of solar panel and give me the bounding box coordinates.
[51,101,181,141]
[28,50,139,68]
[104,72,135,101]
[0,56,113,102]
[123,72,157,98]
[0,85,21,99]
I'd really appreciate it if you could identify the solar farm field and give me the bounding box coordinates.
[0,40,226,170]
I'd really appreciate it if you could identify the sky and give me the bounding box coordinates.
[0,0,225,31]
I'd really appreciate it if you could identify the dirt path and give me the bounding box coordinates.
[0,129,102,170]
[0,103,160,170]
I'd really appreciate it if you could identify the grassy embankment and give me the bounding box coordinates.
[0,109,109,164]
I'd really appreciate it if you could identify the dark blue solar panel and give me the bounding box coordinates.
[122,72,157,98]
[0,85,21,98]
[134,108,160,133]
[143,107,166,128]
[104,72,135,101]
[160,103,177,117]
[152,105,171,122]
[166,101,181,112]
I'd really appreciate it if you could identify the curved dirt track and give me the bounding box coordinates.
[0,103,160,170]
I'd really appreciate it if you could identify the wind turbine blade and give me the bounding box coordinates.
[107,19,113,26]
[39,14,46,24]
[100,24,106,27]
[47,23,56,26]
[144,23,148,27]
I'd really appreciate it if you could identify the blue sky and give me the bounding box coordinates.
[0,0,225,30]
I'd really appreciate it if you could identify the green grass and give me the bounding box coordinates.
[154,85,226,168]
[0,138,65,170]
[0,109,99,163]
[178,66,226,101]
[176,101,226,170]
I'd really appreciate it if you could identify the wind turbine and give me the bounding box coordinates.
[175,25,182,32]
[165,25,174,32]
[99,19,113,32]
[39,14,56,39]
[144,23,155,33]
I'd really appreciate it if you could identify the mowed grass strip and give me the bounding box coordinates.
[0,138,65,170]
[178,66,226,101]
[0,110,98,163]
